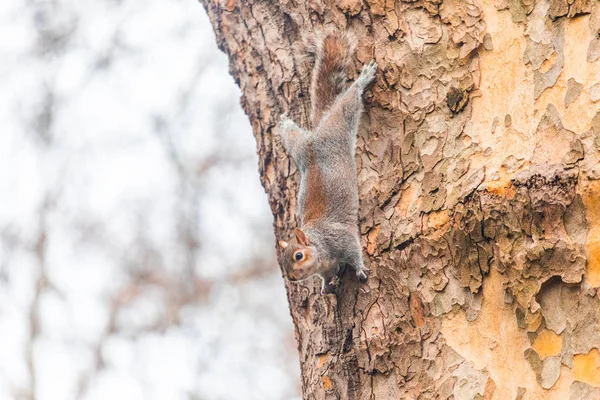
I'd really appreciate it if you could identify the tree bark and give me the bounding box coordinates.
[200,0,600,398]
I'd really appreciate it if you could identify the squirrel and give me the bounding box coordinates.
[278,32,377,294]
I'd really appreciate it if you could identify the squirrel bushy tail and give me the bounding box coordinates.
[306,31,356,128]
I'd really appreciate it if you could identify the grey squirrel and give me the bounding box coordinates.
[278,32,377,294]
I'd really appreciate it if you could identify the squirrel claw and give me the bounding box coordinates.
[321,276,340,294]
[321,282,337,295]
[356,269,368,283]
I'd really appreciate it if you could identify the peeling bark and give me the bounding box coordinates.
[200,0,600,398]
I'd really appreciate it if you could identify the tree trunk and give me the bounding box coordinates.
[200,0,600,398]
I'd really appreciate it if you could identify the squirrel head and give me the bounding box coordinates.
[278,228,319,281]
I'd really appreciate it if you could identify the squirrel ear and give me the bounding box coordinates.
[278,240,288,249]
[294,228,310,246]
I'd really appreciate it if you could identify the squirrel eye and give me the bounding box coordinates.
[294,252,303,261]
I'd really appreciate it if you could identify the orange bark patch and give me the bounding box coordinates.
[573,348,600,387]
[322,376,333,390]
[317,354,328,369]
[485,179,516,199]
[484,378,496,399]
[581,180,600,288]
[587,236,600,287]
[423,210,450,232]
[532,329,563,359]
[410,293,425,329]
[366,226,380,255]
[223,0,236,12]
[395,182,419,217]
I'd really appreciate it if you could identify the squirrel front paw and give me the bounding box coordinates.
[356,60,377,90]
[280,113,300,132]
[356,268,368,283]
[280,113,290,126]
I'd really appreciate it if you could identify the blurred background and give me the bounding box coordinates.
[0,0,300,399]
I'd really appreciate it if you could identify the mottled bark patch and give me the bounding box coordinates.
[200,0,600,397]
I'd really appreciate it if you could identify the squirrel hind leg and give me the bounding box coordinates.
[355,60,377,91]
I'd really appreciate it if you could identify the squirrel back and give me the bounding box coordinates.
[306,31,355,128]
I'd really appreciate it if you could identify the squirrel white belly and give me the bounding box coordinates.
[278,32,376,294]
